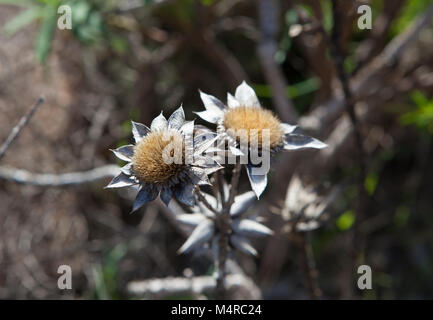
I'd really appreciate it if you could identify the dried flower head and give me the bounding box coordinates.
[282,175,340,233]
[196,81,327,198]
[132,130,185,184]
[106,106,221,211]
[223,106,284,149]
[177,191,273,257]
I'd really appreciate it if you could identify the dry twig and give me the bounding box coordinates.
[0,165,119,186]
[0,97,44,162]
[294,232,321,300]
[127,274,262,299]
[215,161,241,299]
[257,0,298,123]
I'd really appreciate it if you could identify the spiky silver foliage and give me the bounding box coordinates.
[196,81,327,198]
[177,190,273,257]
[106,106,221,211]
[282,175,340,232]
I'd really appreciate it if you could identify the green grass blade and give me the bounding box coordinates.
[3,7,41,35]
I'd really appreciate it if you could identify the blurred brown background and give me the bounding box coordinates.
[1,0,433,299]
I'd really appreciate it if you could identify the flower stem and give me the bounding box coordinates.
[215,160,242,299]
[195,186,219,215]
[295,232,322,299]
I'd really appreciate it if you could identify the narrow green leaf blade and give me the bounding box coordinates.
[35,5,57,62]
[3,7,41,35]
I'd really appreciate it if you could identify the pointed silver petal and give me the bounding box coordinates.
[194,135,218,156]
[198,192,218,209]
[131,186,158,212]
[188,167,210,186]
[178,219,215,254]
[281,123,297,134]
[230,235,258,256]
[180,120,195,136]
[176,213,207,227]
[296,221,320,232]
[235,81,260,107]
[194,131,217,150]
[160,188,173,206]
[174,182,196,206]
[233,219,273,238]
[205,165,223,175]
[204,146,222,154]
[197,203,216,219]
[227,93,240,108]
[283,134,327,150]
[150,112,168,131]
[312,186,340,218]
[196,191,219,215]
[105,172,136,189]
[284,175,303,216]
[120,162,133,175]
[246,165,268,198]
[194,155,221,168]
[194,110,222,124]
[131,121,150,143]
[230,191,256,217]
[194,124,214,136]
[199,90,226,111]
[229,146,244,156]
[110,145,134,162]
[168,105,185,130]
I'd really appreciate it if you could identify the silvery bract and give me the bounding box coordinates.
[282,175,340,232]
[177,190,273,257]
[106,106,221,211]
[196,81,327,198]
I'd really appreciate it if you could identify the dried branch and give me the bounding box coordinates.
[372,5,433,68]
[227,161,242,207]
[329,1,366,185]
[299,4,433,134]
[329,2,367,194]
[293,232,321,300]
[0,97,44,162]
[257,0,298,123]
[329,1,368,298]
[214,16,260,41]
[127,274,261,299]
[352,0,406,75]
[261,3,433,293]
[80,97,115,167]
[190,30,248,91]
[314,67,428,173]
[292,5,335,101]
[0,165,119,187]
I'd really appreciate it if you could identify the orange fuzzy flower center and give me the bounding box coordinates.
[223,106,284,149]
[132,130,185,184]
